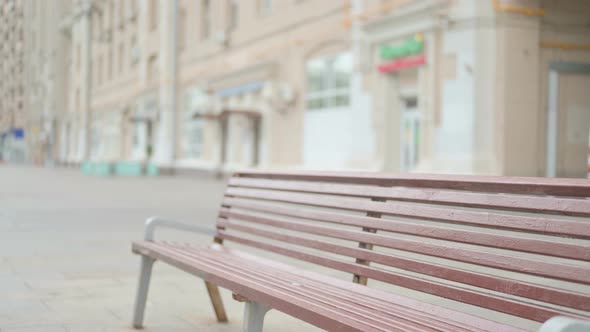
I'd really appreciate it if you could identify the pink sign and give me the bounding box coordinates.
[377,55,426,73]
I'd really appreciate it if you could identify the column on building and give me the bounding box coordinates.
[508,0,590,178]
[153,0,178,166]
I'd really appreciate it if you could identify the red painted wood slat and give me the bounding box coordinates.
[235,171,590,197]
[214,234,590,323]
[228,177,590,217]
[216,218,590,311]
[218,211,590,284]
[222,198,590,260]
[224,187,590,238]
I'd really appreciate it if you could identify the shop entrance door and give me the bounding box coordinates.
[546,65,590,178]
[132,121,153,161]
[401,97,420,172]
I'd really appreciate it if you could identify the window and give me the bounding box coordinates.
[150,0,158,30]
[130,35,138,66]
[228,0,239,31]
[97,55,103,85]
[183,88,209,159]
[118,0,125,27]
[178,8,186,51]
[200,0,210,40]
[108,48,113,80]
[129,0,138,20]
[109,1,115,29]
[75,89,80,112]
[305,53,352,111]
[147,55,158,82]
[96,12,103,39]
[118,42,125,73]
[401,96,420,172]
[76,44,81,72]
[259,0,272,16]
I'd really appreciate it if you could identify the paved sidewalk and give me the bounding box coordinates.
[0,165,316,331]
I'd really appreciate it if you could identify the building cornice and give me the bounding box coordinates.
[206,61,279,91]
[361,0,447,44]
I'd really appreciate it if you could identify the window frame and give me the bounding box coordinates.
[228,0,239,31]
[201,0,211,41]
[305,52,352,111]
[258,0,272,16]
[182,88,209,159]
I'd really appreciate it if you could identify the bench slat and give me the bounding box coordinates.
[195,246,527,332]
[217,218,590,311]
[216,232,589,323]
[218,173,590,326]
[229,177,590,217]
[223,198,590,261]
[224,187,590,238]
[162,243,466,332]
[235,171,590,197]
[134,241,386,332]
[223,245,533,332]
[218,210,590,284]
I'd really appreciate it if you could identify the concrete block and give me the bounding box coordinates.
[114,162,143,177]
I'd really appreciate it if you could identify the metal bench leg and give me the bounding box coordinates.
[205,281,228,322]
[132,256,155,329]
[243,302,270,332]
[539,316,590,332]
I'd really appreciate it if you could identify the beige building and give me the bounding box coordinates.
[53,0,352,175]
[0,0,26,162]
[17,0,590,178]
[23,0,70,165]
[357,0,590,177]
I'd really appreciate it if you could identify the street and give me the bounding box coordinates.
[0,166,315,331]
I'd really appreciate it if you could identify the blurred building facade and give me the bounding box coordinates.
[14,0,590,177]
[0,0,26,162]
[23,0,70,165]
[359,0,590,177]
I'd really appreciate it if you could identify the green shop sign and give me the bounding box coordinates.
[380,34,424,60]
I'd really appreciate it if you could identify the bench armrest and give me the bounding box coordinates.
[144,216,215,241]
[539,316,590,332]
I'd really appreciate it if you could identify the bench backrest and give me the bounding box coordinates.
[216,171,590,323]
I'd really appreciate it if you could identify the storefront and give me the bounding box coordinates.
[361,0,494,174]
[364,19,437,173]
[128,94,158,162]
[177,86,216,170]
[0,128,26,163]
[178,61,294,174]
[303,52,355,169]
[89,110,123,162]
[377,35,426,172]
[544,63,590,178]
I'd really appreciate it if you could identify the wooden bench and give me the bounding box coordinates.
[131,171,590,331]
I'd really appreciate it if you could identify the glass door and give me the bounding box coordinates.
[401,97,420,172]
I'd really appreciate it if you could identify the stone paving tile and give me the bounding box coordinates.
[0,166,323,331]
[2,325,68,332]
[25,277,125,291]
[0,300,55,328]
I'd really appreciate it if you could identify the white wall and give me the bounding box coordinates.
[435,29,476,174]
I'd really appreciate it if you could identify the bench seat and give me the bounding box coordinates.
[133,240,525,332]
[131,171,590,331]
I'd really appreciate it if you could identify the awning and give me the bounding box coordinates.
[215,81,265,98]
[193,109,261,120]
